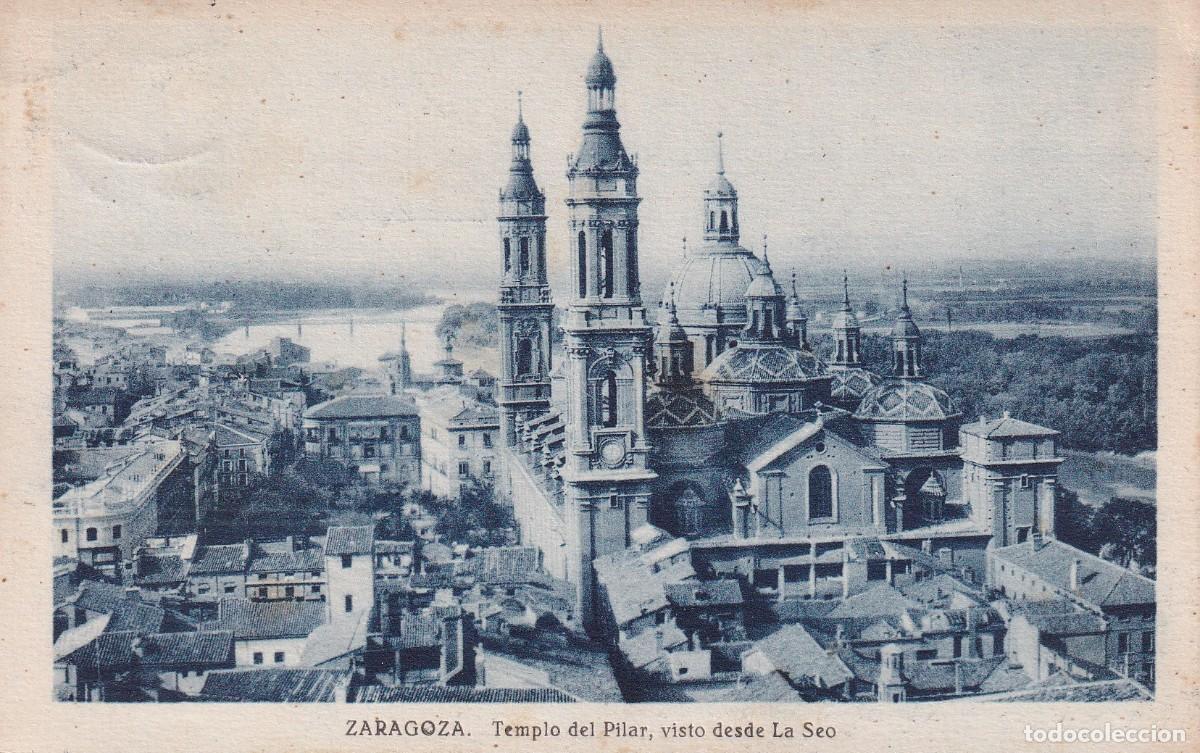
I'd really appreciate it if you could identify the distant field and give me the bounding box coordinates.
[1059,450,1156,508]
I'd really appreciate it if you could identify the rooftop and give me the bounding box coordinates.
[324,525,374,556]
[209,598,326,640]
[198,668,350,702]
[992,538,1155,609]
[961,413,1059,439]
[353,685,576,703]
[747,623,853,688]
[305,393,418,420]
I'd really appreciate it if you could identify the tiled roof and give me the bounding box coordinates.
[982,677,1152,702]
[396,614,443,648]
[324,525,374,556]
[105,599,168,634]
[906,656,1007,692]
[826,583,921,619]
[198,668,349,702]
[468,546,541,585]
[135,554,189,586]
[829,367,882,403]
[248,546,323,574]
[992,539,1155,609]
[701,343,828,384]
[136,630,234,667]
[71,580,128,613]
[645,388,720,428]
[213,423,267,447]
[854,379,957,421]
[190,543,248,575]
[305,394,417,420]
[664,579,744,608]
[353,686,575,703]
[212,598,326,640]
[722,670,804,702]
[1010,600,1107,635]
[747,623,853,688]
[960,415,1059,438]
[57,629,138,669]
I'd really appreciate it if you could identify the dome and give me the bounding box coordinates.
[892,313,921,338]
[745,266,782,299]
[511,118,530,143]
[656,307,689,344]
[585,47,616,86]
[502,170,541,201]
[666,246,762,322]
[829,367,881,403]
[706,172,737,197]
[830,306,859,330]
[701,343,828,384]
[645,388,719,428]
[853,380,956,421]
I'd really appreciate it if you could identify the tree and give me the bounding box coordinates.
[433,478,515,547]
[1091,497,1156,569]
[1053,486,1095,553]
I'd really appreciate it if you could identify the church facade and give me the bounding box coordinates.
[496,38,1064,631]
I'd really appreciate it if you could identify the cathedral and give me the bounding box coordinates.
[496,37,1064,630]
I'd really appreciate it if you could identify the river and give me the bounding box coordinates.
[213,302,499,376]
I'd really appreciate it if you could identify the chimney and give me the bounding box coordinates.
[953,662,964,694]
[285,535,295,551]
[124,587,142,602]
[243,538,253,561]
[1069,559,1081,593]
[130,637,144,659]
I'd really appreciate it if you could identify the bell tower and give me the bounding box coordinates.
[497,93,554,449]
[561,33,656,629]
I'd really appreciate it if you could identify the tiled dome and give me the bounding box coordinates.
[854,380,956,421]
[701,343,828,384]
[829,367,882,403]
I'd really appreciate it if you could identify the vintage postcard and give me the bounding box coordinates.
[1,0,1197,751]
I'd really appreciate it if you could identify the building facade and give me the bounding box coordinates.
[417,387,500,498]
[302,394,421,484]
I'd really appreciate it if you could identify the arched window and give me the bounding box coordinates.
[836,340,845,361]
[720,211,729,232]
[516,338,533,376]
[537,236,545,277]
[895,349,905,375]
[808,465,833,519]
[601,371,618,427]
[709,211,715,230]
[577,231,587,297]
[732,208,738,231]
[519,237,530,276]
[503,238,511,273]
[600,229,614,298]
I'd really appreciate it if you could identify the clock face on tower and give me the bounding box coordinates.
[599,437,627,468]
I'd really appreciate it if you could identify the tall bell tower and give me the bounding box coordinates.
[497,94,554,449]
[561,33,656,628]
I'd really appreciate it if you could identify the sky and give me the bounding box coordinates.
[46,6,1157,296]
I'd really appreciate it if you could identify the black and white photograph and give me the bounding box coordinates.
[3,1,1197,749]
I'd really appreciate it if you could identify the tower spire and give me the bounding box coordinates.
[517,89,523,122]
[842,270,851,309]
[761,233,769,267]
[716,131,725,175]
[901,274,910,312]
[597,25,604,52]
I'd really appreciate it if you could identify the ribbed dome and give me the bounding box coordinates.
[701,343,828,384]
[665,246,761,321]
[854,380,956,421]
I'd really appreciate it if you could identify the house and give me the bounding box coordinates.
[303,394,421,485]
[416,386,500,497]
[324,525,376,623]
[988,537,1156,686]
[741,623,853,699]
[214,423,270,490]
[206,598,326,667]
[55,628,235,701]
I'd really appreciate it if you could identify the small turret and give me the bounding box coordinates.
[831,271,863,368]
[891,276,922,378]
[785,270,808,350]
[742,236,786,343]
[654,283,694,387]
